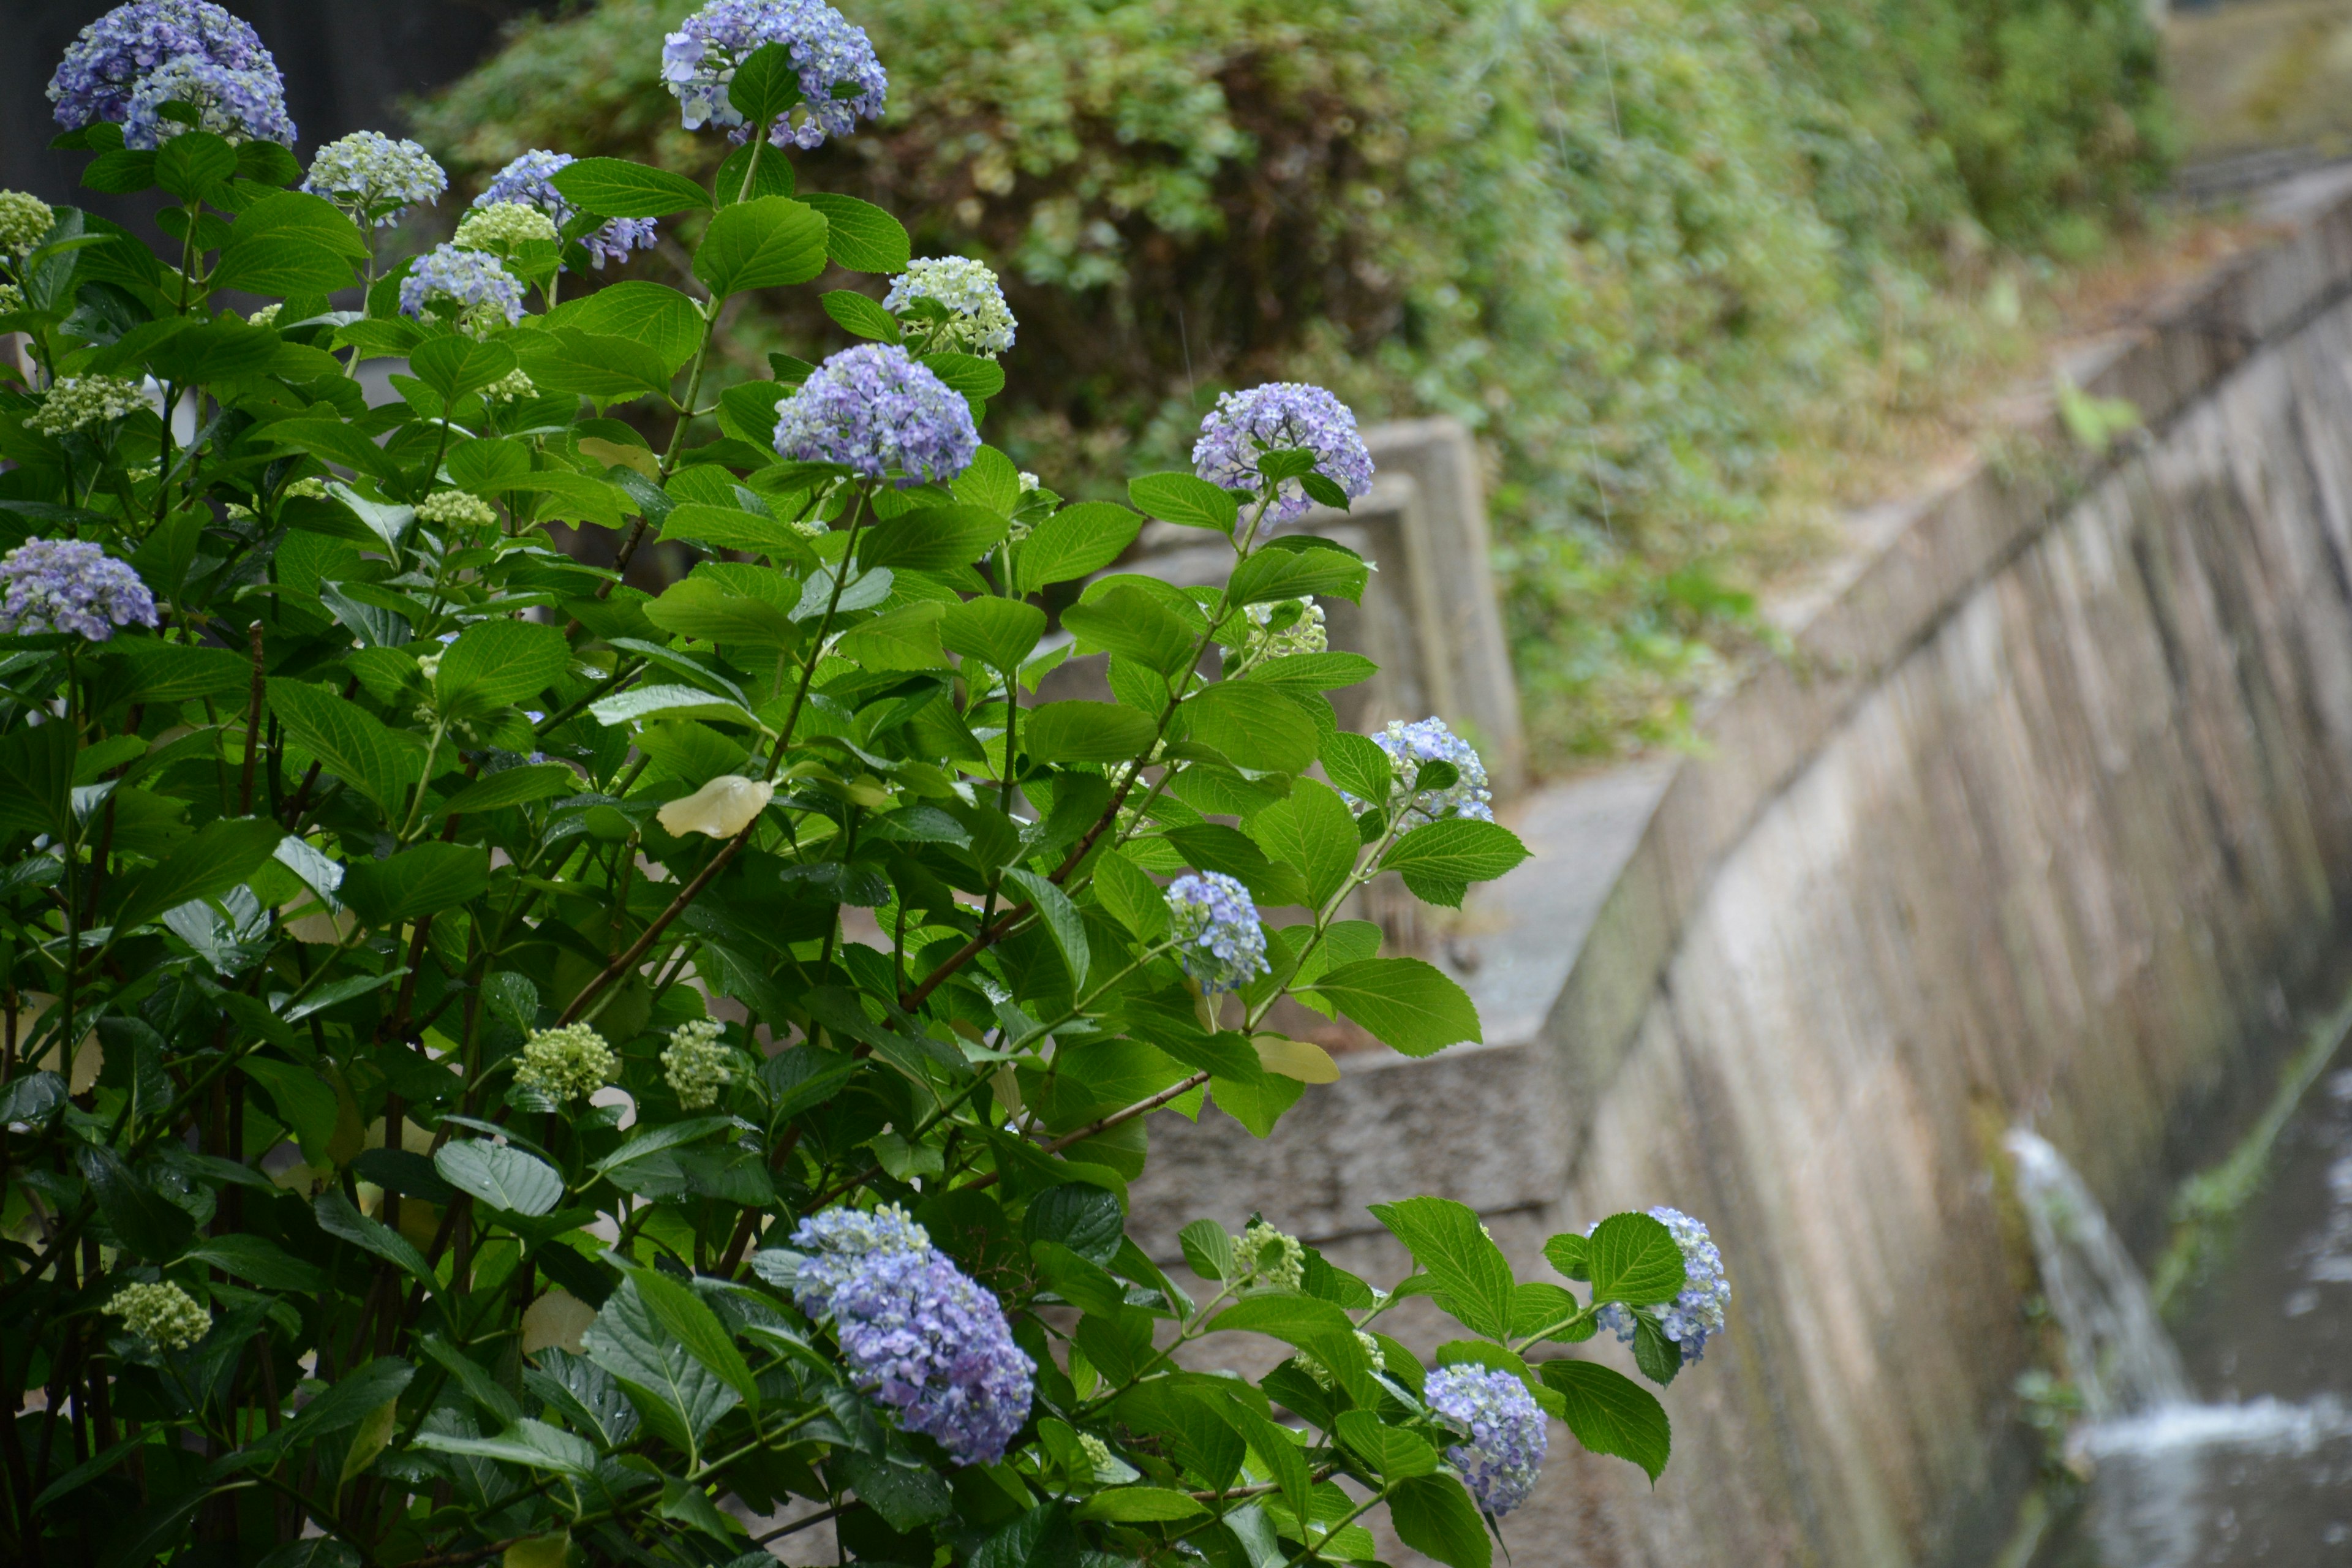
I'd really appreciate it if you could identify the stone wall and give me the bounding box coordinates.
[1133,168,2352,1567]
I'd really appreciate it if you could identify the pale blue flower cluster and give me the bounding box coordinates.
[772,344,978,485]
[1348,717,1494,826]
[47,0,277,132]
[303,132,447,227]
[0,538,158,641]
[791,1205,1034,1466]
[662,0,888,151]
[1165,871,1269,995]
[883,257,1017,356]
[476,151,658,271]
[1423,1365,1547,1517]
[1191,382,1376,528]
[1597,1206,1732,1363]
[122,56,295,149]
[398,245,526,332]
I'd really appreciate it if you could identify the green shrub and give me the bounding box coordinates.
[415,0,2169,759]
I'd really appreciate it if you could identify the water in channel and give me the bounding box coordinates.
[2015,1077,2352,1568]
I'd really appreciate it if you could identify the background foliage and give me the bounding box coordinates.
[413,0,2174,759]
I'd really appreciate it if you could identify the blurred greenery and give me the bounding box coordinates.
[413,0,2171,762]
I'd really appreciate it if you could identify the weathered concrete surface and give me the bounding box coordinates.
[1135,167,2352,1568]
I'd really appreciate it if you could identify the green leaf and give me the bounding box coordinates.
[802,192,911,273]
[1229,544,1371,607]
[1308,957,1479,1056]
[315,1190,437,1292]
[76,1147,193,1262]
[511,327,675,400]
[1633,1315,1684,1385]
[545,281,704,373]
[1023,701,1158,766]
[1162,824,1311,907]
[1208,1069,1303,1137]
[211,191,367,295]
[1389,1474,1491,1568]
[581,1276,743,1453]
[1335,1411,1439,1479]
[861,502,1008,571]
[1023,1183,1126,1265]
[340,843,490,926]
[1540,1360,1670,1482]
[437,763,574,818]
[837,600,946,670]
[1245,779,1359,906]
[590,682,761,730]
[437,620,569,715]
[1380,820,1530,908]
[1207,1296,1378,1402]
[154,132,236,202]
[920,351,1005,399]
[411,1417,598,1479]
[1586,1212,1687,1308]
[1183,682,1317,774]
[0,721,74,837]
[252,418,402,485]
[954,445,1023,514]
[837,1446,952,1531]
[511,470,632,530]
[1016,501,1141,591]
[1368,1196,1515,1340]
[660,502,819,561]
[108,816,282,935]
[1090,848,1169,941]
[434,1140,564,1216]
[1319,730,1391,809]
[1544,1232,1590,1281]
[725,42,803,127]
[938,595,1044,672]
[447,437,533,496]
[1003,867,1087,990]
[1509,1281,1582,1341]
[409,335,518,404]
[821,288,899,343]
[644,579,801,649]
[1077,1488,1207,1523]
[267,677,421,815]
[549,157,712,218]
[81,149,156,195]
[625,1267,759,1408]
[592,1117,737,1179]
[241,1058,341,1164]
[1129,472,1239,532]
[1061,586,1197,677]
[717,380,790,445]
[693,195,828,296]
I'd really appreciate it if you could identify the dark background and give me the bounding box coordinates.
[1,0,549,232]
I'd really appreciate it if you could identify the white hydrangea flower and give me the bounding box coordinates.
[454,201,559,251]
[105,1280,210,1351]
[415,491,498,529]
[883,257,1017,356]
[514,1023,617,1103]
[662,1017,732,1109]
[246,302,281,326]
[1244,597,1327,660]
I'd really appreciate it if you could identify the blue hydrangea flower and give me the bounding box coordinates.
[1423,1365,1546,1517]
[398,245,525,333]
[121,56,295,149]
[0,538,158,641]
[1191,382,1375,530]
[883,257,1017,356]
[47,0,277,131]
[303,131,447,227]
[475,151,658,272]
[1165,871,1269,995]
[1596,1206,1731,1363]
[662,0,888,151]
[791,1205,1034,1466]
[1346,717,1494,826]
[772,344,978,485]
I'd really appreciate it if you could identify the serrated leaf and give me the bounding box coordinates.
[1388,1474,1491,1568]
[693,195,828,296]
[1129,472,1238,532]
[339,843,489,926]
[1587,1212,1686,1307]
[1023,701,1158,765]
[1016,500,1142,591]
[1308,957,1479,1057]
[549,157,710,218]
[434,1140,564,1216]
[1088,849,1168,941]
[1183,682,1317,774]
[107,816,282,936]
[801,192,911,273]
[938,595,1044,672]
[582,1276,742,1456]
[267,677,420,815]
[1541,1360,1670,1482]
[821,288,899,343]
[1335,1411,1439,1479]
[860,503,1007,571]
[1368,1196,1516,1341]
[315,1190,437,1292]
[437,763,575,819]
[1002,867,1087,990]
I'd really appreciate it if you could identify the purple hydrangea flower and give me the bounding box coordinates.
[1165,870,1268,995]
[790,1206,1034,1466]
[1191,382,1374,530]
[398,244,525,332]
[1596,1207,1731,1363]
[121,56,295,149]
[0,538,158,641]
[47,0,277,132]
[475,151,658,271]
[1346,717,1494,826]
[662,0,888,151]
[1423,1365,1547,1517]
[772,344,978,485]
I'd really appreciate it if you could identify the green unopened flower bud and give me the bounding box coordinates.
[514,1023,617,1103]
[0,284,24,316]
[28,375,149,436]
[455,200,559,251]
[247,302,282,326]
[483,368,537,403]
[1300,1329,1385,1391]
[662,1017,731,1110]
[415,490,498,530]
[1245,597,1326,660]
[1079,1433,1115,1472]
[105,1280,210,1351]
[0,191,56,259]
[1237,1219,1305,1291]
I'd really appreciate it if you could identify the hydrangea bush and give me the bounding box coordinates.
[0,5,1728,1564]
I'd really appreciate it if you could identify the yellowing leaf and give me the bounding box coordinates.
[656,774,774,838]
[1253,1033,1340,1084]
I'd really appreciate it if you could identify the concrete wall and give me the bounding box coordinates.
[1134,170,2352,1568]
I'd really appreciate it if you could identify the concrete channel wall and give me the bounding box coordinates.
[1131,168,2352,1567]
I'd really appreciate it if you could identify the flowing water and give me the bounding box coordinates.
[2016,1081,2352,1568]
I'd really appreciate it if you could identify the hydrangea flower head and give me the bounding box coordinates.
[0,192,56,260]
[883,257,1016,356]
[48,0,277,131]
[791,1204,1033,1464]
[1344,717,1494,826]
[122,56,295,149]
[662,0,888,151]
[483,368,538,404]
[475,150,658,271]
[1596,1207,1731,1362]
[105,1279,210,1351]
[1302,1328,1387,1391]
[1235,1219,1305,1289]
[415,491,498,530]
[662,1017,732,1109]
[455,201,559,251]
[772,344,978,485]
[0,539,158,640]
[1165,871,1268,995]
[27,375,151,437]
[398,245,526,334]
[1191,382,1374,530]
[1243,597,1327,661]
[513,1023,617,1103]
[303,132,447,227]
[1424,1365,1546,1517]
